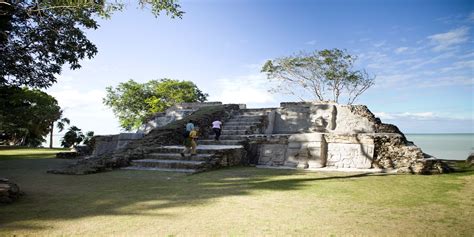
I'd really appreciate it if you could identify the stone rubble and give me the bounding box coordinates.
[0,178,24,204]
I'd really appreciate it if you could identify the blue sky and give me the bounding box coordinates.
[45,0,473,145]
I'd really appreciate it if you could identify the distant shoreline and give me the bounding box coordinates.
[405,134,472,160]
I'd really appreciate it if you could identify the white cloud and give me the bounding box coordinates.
[373,111,473,134]
[305,40,317,45]
[459,51,474,59]
[400,112,436,120]
[468,12,474,22]
[392,58,424,66]
[242,60,267,70]
[243,63,262,69]
[373,41,386,48]
[209,73,277,107]
[439,60,474,73]
[408,51,456,70]
[394,47,409,54]
[50,89,105,110]
[48,88,120,134]
[414,75,474,88]
[373,73,416,88]
[428,27,470,51]
[373,112,396,120]
[373,111,468,121]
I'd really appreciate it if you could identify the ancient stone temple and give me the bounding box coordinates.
[200,101,448,173]
[53,102,449,175]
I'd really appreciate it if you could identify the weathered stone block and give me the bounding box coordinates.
[288,142,302,149]
[309,103,336,132]
[259,144,287,166]
[334,105,376,133]
[288,133,324,142]
[327,143,373,168]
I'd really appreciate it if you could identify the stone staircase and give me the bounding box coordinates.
[123,145,245,173]
[122,109,269,173]
[200,109,269,145]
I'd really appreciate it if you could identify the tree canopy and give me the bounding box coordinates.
[61,125,94,148]
[103,79,208,130]
[261,49,375,104]
[0,86,61,146]
[0,0,184,88]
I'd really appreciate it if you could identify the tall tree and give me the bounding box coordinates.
[103,79,208,130]
[0,0,184,89]
[49,116,70,148]
[0,86,61,146]
[261,49,375,104]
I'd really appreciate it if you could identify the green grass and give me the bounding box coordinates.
[0,147,68,160]
[1,148,473,236]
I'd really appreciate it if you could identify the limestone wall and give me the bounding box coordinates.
[269,102,375,134]
[255,133,374,169]
[92,133,144,156]
[250,102,449,173]
[252,102,381,169]
[333,105,375,133]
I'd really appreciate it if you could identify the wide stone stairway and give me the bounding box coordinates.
[200,109,267,145]
[123,109,268,173]
[122,145,244,173]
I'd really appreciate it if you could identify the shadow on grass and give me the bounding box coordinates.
[0,156,398,231]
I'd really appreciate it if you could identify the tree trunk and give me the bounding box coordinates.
[49,122,53,148]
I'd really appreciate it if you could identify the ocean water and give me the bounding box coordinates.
[405,134,474,160]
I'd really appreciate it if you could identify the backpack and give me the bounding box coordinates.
[183,129,190,138]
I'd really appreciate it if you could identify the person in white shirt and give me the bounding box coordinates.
[211,119,222,141]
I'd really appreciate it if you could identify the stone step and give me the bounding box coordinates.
[226,117,262,122]
[130,159,205,169]
[218,135,250,140]
[199,140,244,145]
[221,130,249,135]
[144,145,244,154]
[144,153,212,161]
[222,125,254,130]
[240,109,275,116]
[224,121,261,126]
[231,115,264,119]
[122,166,198,173]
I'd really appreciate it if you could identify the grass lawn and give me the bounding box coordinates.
[0,146,68,160]
[0,148,473,236]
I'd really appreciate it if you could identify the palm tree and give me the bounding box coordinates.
[49,117,70,148]
[61,126,85,148]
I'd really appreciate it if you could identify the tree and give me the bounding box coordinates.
[103,79,208,130]
[61,126,84,148]
[145,79,208,112]
[49,116,70,148]
[83,131,95,147]
[60,126,94,148]
[0,0,184,89]
[261,48,375,104]
[0,86,61,146]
